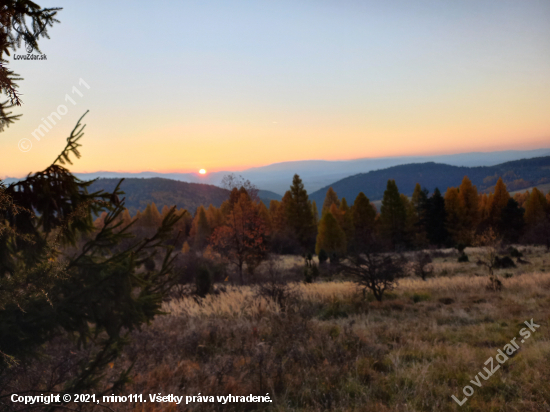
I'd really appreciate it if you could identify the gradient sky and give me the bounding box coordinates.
[2,0,550,178]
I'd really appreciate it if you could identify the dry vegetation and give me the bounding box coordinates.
[28,247,550,411]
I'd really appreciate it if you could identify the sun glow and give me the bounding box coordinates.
[199,169,206,175]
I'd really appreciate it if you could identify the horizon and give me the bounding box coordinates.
[3,145,550,180]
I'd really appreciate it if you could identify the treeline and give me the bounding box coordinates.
[96,174,550,264]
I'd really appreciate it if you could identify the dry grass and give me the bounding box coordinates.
[15,246,550,412]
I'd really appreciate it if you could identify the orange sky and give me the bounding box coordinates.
[2,1,550,177]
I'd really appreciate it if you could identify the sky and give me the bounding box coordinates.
[2,0,550,178]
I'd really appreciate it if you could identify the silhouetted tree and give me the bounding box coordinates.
[286,174,316,252]
[379,180,406,249]
[425,188,448,247]
[352,192,376,251]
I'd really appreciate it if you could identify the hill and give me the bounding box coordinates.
[6,147,547,194]
[86,179,282,215]
[88,178,230,216]
[309,156,550,204]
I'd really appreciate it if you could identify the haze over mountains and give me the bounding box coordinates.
[5,148,548,195]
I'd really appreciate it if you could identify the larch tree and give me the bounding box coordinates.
[444,187,462,244]
[311,200,319,225]
[338,198,355,249]
[523,188,547,228]
[487,178,510,230]
[321,187,340,215]
[140,202,162,228]
[315,211,346,257]
[457,176,480,244]
[209,193,268,284]
[190,206,210,250]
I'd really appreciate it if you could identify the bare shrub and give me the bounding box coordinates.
[411,252,433,280]
[255,258,297,311]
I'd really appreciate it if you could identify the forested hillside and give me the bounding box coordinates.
[88,178,230,215]
[310,156,550,204]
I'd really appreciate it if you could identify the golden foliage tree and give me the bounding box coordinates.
[315,211,346,257]
[524,188,547,228]
[210,193,269,283]
[322,187,340,215]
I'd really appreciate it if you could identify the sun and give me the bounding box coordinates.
[199,169,206,175]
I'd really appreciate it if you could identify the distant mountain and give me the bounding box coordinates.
[309,156,550,204]
[85,148,550,194]
[88,178,230,216]
[4,147,550,195]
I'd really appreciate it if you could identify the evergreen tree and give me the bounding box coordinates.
[379,180,407,249]
[287,174,316,252]
[315,212,346,257]
[411,184,429,248]
[499,198,524,243]
[321,187,340,215]
[425,188,448,247]
[1,2,62,131]
[401,194,416,248]
[352,192,376,250]
[0,115,182,397]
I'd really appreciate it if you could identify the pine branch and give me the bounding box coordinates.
[52,110,89,167]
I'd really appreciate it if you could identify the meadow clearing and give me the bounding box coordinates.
[81,245,550,412]
[11,247,548,411]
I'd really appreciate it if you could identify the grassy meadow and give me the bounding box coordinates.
[70,246,549,412]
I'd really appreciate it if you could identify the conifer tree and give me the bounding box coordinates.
[1,114,182,397]
[444,186,461,244]
[411,184,429,248]
[315,212,346,257]
[338,198,355,248]
[500,198,524,243]
[401,194,416,248]
[425,188,448,246]
[287,174,316,252]
[457,176,480,244]
[1,2,62,131]
[487,178,510,230]
[311,200,319,225]
[524,188,547,228]
[379,180,407,249]
[191,206,210,249]
[321,187,340,215]
[141,202,162,227]
[352,192,376,250]
[207,204,224,231]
